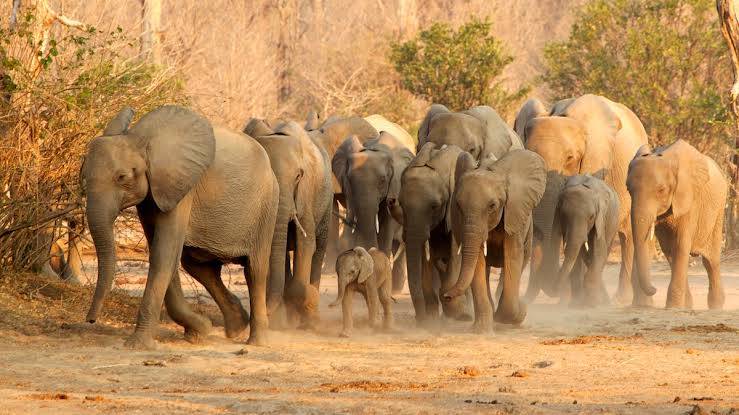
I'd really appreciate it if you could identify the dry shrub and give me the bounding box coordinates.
[0,7,187,274]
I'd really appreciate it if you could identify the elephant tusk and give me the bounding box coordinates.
[648,224,654,241]
[375,214,380,234]
[392,242,405,263]
[424,241,431,261]
[457,243,462,256]
[293,213,308,237]
[483,241,488,256]
[584,241,589,253]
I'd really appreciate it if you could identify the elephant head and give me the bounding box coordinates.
[330,247,374,307]
[554,175,617,293]
[419,105,520,162]
[514,98,547,139]
[446,150,546,309]
[82,105,216,322]
[332,132,413,250]
[627,140,709,297]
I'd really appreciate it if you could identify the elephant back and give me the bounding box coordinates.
[317,117,378,157]
[364,114,416,154]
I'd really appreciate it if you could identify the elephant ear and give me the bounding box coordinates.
[563,95,620,176]
[418,104,450,152]
[367,132,414,201]
[354,247,374,284]
[464,105,521,159]
[332,135,363,220]
[449,151,477,232]
[243,118,274,137]
[129,105,215,213]
[104,107,134,136]
[494,150,547,235]
[669,140,709,218]
[514,98,547,140]
[304,110,320,131]
[408,142,437,169]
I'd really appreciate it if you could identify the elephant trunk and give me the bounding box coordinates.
[556,225,586,292]
[267,190,292,313]
[443,217,485,300]
[631,202,657,296]
[534,172,567,295]
[352,195,379,249]
[405,232,428,321]
[85,195,119,323]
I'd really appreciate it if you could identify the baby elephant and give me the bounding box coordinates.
[554,175,619,307]
[330,247,393,337]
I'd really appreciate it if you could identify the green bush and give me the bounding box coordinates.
[390,19,528,114]
[543,0,732,159]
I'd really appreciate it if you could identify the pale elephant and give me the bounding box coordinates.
[82,105,278,349]
[330,247,394,337]
[519,94,648,304]
[443,149,547,332]
[364,114,417,152]
[513,98,547,138]
[554,174,620,307]
[244,119,333,329]
[627,140,726,309]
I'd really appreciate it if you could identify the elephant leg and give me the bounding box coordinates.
[567,255,585,307]
[704,218,725,310]
[523,238,543,303]
[339,285,355,337]
[495,268,504,304]
[287,218,320,329]
[126,199,191,350]
[391,249,407,294]
[323,197,341,273]
[494,236,526,325]
[471,250,494,333]
[365,284,381,330]
[485,264,495,310]
[665,234,691,309]
[614,230,634,305]
[583,242,608,308]
[164,271,213,343]
[181,252,249,339]
[245,250,270,346]
[378,280,394,330]
[421,258,440,320]
[310,211,330,289]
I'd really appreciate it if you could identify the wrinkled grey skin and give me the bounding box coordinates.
[393,143,472,324]
[83,106,278,349]
[444,150,546,332]
[521,94,648,305]
[554,175,619,307]
[418,104,523,162]
[306,116,378,270]
[245,119,333,329]
[330,247,394,337]
[627,141,726,310]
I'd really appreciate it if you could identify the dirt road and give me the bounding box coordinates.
[0,261,737,414]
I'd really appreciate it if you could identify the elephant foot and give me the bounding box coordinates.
[223,315,248,339]
[631,291,654,308]
[339,330,351,338]
[471,315,493,333]
[246,327,268,346]
[494,302,527,326]
[124,332,157,350]
[707,289,725,310]
[613,286,633,305]
[183,316,212,343]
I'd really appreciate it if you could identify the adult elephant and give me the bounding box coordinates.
[519,94,648,303]
[392,143,472,324]
[364,114,417,151]
[418,104,523,161]
[82,105,278,349]
[513,98,547,138]
[627,141,726,309]
[244,119,333,329]
[443,150,546,332]
[332,132,414,286]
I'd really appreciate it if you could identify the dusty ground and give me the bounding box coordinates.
[0,259,737,415]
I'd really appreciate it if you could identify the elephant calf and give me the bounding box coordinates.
[330,247,393,337]
[554,175,619,307]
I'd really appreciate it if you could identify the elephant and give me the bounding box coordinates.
[418,104,523,162]
[392,142,472,324]
[627,140,727,310]
[330,247,394,337]
[513,98,547,138]
[332,131,414,291]
[519,94,648,304]
[244,119,333,329]
[443,149,547,332]
[364,114,417,152]
[554,174,619,307]
[82,105,278,349]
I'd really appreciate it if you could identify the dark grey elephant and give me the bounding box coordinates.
[82,105,278,349]
[418,104,523,161]
[244,119,333,329]
[443,150,546,332]
[392,142,472,324]
[553,175,619,307]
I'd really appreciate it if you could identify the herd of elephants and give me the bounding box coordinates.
[79,93,728,349]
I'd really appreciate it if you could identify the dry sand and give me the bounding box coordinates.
[0,260,737,414]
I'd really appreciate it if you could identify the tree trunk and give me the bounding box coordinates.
[140,0,162,63]
[717,0,739,249]
[277,0,298,105]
